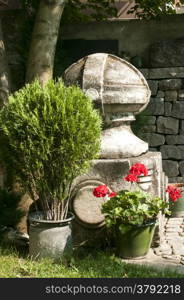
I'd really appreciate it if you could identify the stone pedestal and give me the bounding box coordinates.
[64,53,167,248]
[70,152,167,246]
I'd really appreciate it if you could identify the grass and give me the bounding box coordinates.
[0,244,184,278]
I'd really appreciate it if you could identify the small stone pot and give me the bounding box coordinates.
[169,183,184,218]
[28,211,74,260]
[115,221,156,259]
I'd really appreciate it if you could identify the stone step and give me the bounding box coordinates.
[165,234,181,238]
[162,254,181,263]
[167,220,184,225]
[172,248,184,255]
[166,229,183,233]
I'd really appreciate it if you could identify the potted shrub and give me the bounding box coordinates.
[93,163,178,259]
[0,80,101,259]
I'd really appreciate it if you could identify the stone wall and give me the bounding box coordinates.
[2,11,184,88]
[62,15,184,68]
[1,10,184,184]
[61,13,184,184]
[138,67,184,183]
[0,11,25,91]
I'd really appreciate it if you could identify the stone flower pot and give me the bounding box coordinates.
[28,211,74,260]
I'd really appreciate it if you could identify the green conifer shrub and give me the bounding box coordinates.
[0,80,101,220]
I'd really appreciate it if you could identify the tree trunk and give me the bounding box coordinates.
[0,19,11,108]
[26,0,66,86]
[0,19,11,190]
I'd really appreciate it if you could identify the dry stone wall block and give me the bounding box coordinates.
[166,135,184,145]
[137,68,184,182]
[169,177,184,183]
[147,67,184,80]
[164,103,172,117]
[147,80,158,96]
[176,135,184,144]
[159,79,182,91]
[157,91,165,98]
[165,90,177,102]
[162,160,179,177]
[141,125,156,133]
[140,133,165,147]
[180,120,184,134]
[165,134,176,145]
[144,99,164,116]
[179,161,184,176]
[157,116,179,134]
[140,116,156,125]
[178,146,184,159]
[160,145,181,159]
[172,102,184,119]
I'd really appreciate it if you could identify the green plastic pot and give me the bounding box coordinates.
[169,183,184,218]
[115,221,156,259]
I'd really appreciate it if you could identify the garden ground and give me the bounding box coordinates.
[0,244,184,278]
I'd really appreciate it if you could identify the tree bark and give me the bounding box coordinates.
[26,0,66,86]
[0,19,11,107]
[0,19,11,191]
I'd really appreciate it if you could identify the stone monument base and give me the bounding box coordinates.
[70,152,168,247]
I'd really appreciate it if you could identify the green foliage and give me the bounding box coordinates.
[62,0,117,23]
[128,0,184,19]
[21,0,39,12]
[21,0,117,23]
[0,189,25,228]
[0,80,101,220]
[101,190,170,228]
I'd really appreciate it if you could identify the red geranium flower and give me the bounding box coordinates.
[124,174,138,182]
[166,185,182,202]
[169,190,181,202]
[129,163,148,176]
[109,192,117,198]
[93,185,109,198]
[166,185,175,194]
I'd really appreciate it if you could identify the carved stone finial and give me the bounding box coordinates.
[63,53,151,158]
